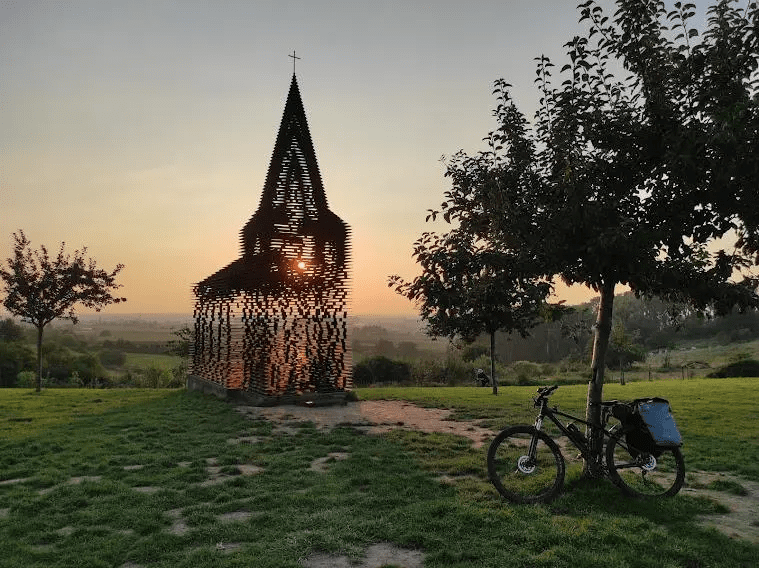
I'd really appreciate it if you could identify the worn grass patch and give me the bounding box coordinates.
[0,386,757,567]
[706,479,750,496]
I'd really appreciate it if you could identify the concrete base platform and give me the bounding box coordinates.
[186,375,350,407]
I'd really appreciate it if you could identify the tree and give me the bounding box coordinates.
[0,231,126,391]
[552,0,758,473]
[396,341,420,359]
[0,340,35,387]
[0,317,27,342]
[606,321,646,384]
[374,338,397,358]
[408,0,759,476]
[389,222,554,395]
[166,325,193,358]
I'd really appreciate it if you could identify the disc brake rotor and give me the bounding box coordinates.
[517,455,536,474]
[640,454,657,472]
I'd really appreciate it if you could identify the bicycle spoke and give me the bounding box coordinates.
[488,426,565,504]
[606,435,685,498]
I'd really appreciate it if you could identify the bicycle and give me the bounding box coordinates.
[487,385,685,503]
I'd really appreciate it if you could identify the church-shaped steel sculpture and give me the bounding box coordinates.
[189,74,351,405]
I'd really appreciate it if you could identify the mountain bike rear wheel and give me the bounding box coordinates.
[487,425,565,504]
[605,434,685,498]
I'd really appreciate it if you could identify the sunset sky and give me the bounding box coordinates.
[1,1,705,316]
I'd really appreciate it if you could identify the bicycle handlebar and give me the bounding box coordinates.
[533,385,559,407]
[537,385,559,397]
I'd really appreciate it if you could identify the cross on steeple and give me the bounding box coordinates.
[289,50,301,74]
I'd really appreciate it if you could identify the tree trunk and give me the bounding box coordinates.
[584,280,615,478]
[489,330,498,395]
[35,324,44,393]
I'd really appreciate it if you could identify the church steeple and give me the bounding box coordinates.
[257,74,328,215]
[238,73,347,267]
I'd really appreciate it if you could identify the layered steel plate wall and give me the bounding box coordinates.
[191,75,351,403]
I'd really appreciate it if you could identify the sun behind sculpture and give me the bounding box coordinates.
[189,74,351,405]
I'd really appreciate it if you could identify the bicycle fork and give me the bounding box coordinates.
[526,416,544,463]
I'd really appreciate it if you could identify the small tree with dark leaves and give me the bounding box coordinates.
[166,325,193,358]
[0,231,126,391]
[390,229,553,395]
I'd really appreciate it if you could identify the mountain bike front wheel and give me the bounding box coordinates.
[487,425,565,504]
[605,434,685,498]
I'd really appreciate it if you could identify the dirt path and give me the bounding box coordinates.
[236,399,494,447]
[237,400,759,545]
[684,472,759,543]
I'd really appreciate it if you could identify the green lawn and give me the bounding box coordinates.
[0,382,757,567]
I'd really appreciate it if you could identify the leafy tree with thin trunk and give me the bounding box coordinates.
[390,227,554,395]
[0,230,126,392]
[166,325,193,358]
[400,0,759,477]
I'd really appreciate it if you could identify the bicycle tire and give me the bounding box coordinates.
[605,433,685,498]
[487,425,565,504]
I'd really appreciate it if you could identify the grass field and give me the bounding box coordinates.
[1,381,757,567]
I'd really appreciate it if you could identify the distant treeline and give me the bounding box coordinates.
[0,319,182,388]
[492,293,759,365]
[100,338,168,354]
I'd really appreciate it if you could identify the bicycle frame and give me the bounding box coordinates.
[531,394,617,463]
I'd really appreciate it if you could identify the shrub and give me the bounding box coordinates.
[557,357,586,374]
[507,360,543,385]
[110,369,137,388]
[352,361,374,387]
[69,353,108,385]
[440,355,475,385]
[16,371,37,388]
[99,349,127,367]
[707,359,759,378]
[412,355,482,386]
[132,364,173,388]
[167,362,188,388]
[0,341,35,386]
[410,358,448,386]
[352,356,411,386]
[540,363,556,376]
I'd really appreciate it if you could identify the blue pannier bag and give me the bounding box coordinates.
[633,398,683,449]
